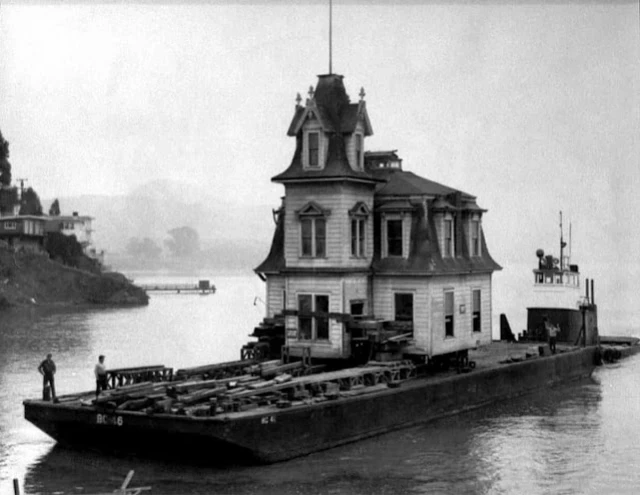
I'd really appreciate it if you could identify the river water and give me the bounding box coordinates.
[1,273,640,494]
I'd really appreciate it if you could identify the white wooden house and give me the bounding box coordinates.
[255,74,501,361]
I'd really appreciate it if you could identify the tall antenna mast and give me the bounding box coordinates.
[329,0,333,74]
[559,211,567,271]
[569,221,572,261]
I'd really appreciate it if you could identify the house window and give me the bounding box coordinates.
[444,219,454,257]
[4,221,16,230]
[350,301,364,317]
[298,294,329,340]
[445,290,454,337]
[470,220,480,256]
[308,132,319,167]
[355,134,363,169]
[394,293,414,322]
[301,217,325,257]
[298,202,329,258]
[349,202,369,258]
[351,217,366,257]
[387,219,403,256]
[472,289,481,333]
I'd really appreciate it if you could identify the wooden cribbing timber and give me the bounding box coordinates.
[80,356,418,417]
[106,366,173,389]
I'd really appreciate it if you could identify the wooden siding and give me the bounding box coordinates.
[372,277,431,350]
[284,183,374,269]
[428,273,493,356]
[372,273,493,356]
[343,275,370,314]
[265,276,285,318]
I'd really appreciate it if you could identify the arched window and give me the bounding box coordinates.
[349,202,369,258]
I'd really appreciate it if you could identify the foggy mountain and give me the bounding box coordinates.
[45,179,278,271]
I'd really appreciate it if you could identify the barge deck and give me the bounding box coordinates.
[24,341,637,464]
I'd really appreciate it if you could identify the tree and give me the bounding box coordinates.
[45,232,84,267]
[164,226,200,257]
[126,237,162,259]
[49,199,61,216]
[0,186,18,215]
[0,129,16,215]
[19,187,43,215]
[0,129,11,187]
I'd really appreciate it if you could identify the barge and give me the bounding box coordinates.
[22,71,638,463]
[24,343,603,464]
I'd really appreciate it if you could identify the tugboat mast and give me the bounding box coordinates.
[559,211,567,270]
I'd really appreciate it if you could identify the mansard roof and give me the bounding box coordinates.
[372,169,473,199]
[271,133,380,184]
[371,204,502,275]
[254,207,286,274]
[287,75,373,137]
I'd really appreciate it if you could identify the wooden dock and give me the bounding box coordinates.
[139,280,216,294]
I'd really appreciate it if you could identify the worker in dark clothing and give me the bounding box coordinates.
[38,353,56,401]
[94,355,108,397]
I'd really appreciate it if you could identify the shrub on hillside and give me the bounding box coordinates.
[44,232,100,273]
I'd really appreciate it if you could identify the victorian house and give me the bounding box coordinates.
[255,74,501,361]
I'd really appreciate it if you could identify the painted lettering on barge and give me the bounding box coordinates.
[96,413,123,426]
[261,415,276,425]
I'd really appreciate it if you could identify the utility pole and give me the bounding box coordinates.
[15,178,28,199]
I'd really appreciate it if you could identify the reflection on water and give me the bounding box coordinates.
[2,273,640,494]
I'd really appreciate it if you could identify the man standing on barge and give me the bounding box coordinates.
[544,317,559,354]
[38,353,56,401]
[95,355,108,397]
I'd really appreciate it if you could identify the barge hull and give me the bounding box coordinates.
[25,347,598,463]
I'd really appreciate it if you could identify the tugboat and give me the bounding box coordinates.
[523,212,598,346]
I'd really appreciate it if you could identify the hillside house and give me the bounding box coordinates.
[45,212,103,263]
[0,215,46,252]
[255,74,501,361]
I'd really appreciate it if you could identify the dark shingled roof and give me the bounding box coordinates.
[373,169,473,199]
[287,75,372,137]
[271,133,380,184]
[371,203,501,275]
[254,208,286,274]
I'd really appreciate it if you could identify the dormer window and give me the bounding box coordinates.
[298,202,330,258]
[308,132,319,167]
[379,207,411,259]
[444,219,454,257]
[387,219,403,256]
[470,220,481,256]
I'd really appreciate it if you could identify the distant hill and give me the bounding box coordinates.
[44,179,279,272]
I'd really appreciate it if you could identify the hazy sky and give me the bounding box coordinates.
[1,1,639,331]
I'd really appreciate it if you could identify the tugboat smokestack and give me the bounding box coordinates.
[591,279,595,306]
[586,278,590,304]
